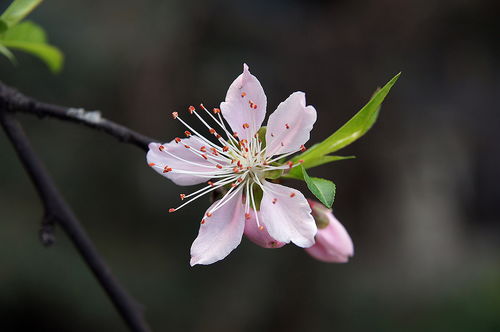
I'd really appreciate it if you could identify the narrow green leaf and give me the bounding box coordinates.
[301,165,336,208]
[292,73,400,168]
[285,155,355,179]
[0,40,62,72]
[0,0,43,28]
[0,43,16,63]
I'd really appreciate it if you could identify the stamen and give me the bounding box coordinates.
[174,137,181,143]
[290,193,296,198]
[188,105,195,114]
[172,112,178,119]
[241,92,247,98]
[159,145,165,151]
[245,213,251,219]
[180,194,186,200]
[272,198,277,204]
[149,163,156,167]
[169,208,176,213]
[213,108,221,114]
[300,145,307,152]
[200,146,207,152]
[285,123,290,129]
[242,123,250,129]
[163,166,172,173]
[184,131,192,137]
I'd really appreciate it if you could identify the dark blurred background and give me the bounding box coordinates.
[1,0,499,331]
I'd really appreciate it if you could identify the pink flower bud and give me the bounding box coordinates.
[244,209,286,249]
[305,200,354,263]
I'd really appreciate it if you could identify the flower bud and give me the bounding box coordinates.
[305,199,354,263]
[244,209,286,249]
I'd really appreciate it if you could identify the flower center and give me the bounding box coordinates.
[152,104,304,225]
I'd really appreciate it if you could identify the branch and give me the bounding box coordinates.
[0,81,155,151]
[0,86,152,331]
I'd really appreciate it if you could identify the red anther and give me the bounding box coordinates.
[207,181,214,186]
[159,145,165,151]
[201,219,206,224]
[223,146,229,152]
[252,104,257,109]
[216,164,223,169]
[241,92,247,98]
[242,123,250,129]
[209,128,216,134]
[231,183,237,188]
[237,160,243,168]
[184,130,192,137]
[149,163,156,167]
[299,159,304,163]
[206,212,213,217]
[270,133,274,137]
[184,144,191,149]
[233,167,240,173]
[258,225,264,230]
[285,123,290,129]
[172,112,178,119]
[290,192,296,198]
[300,145,307,152]
[175,137,181,143]
[287,161,294,168]
[213,108,221,114]
[210,147,218,155]
[215,134,222,139]
[272,198,277,204]
[163,166,172,173]
[263,161,268,165]
[230,159,235,164]
[245,148,249,152]
[201,154,208,160]
[168,208,176,213]
[199,103,205,110]
[180,194,186,200]
[237,178,243,183]
[233,132,239,137]
[188,105,195,114]
[200,146,207,152]
[245,213,251,219]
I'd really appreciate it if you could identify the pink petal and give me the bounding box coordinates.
[190,190,245,266]
[265,92,317,158]
[220,64,267,142]
[147,136,224,186]
[259,181,317,247]
[244,209,286,249]
[305,212,354,263]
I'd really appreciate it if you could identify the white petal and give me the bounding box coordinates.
[146,136,225,186]
[220,64,267,142]
[265,92,317,158]
[190,190,245,266]
[259,181,317,247]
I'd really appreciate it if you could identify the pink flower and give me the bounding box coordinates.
[305,200,354,263]
[147,64,318,265]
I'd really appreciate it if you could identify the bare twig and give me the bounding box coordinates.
[0,81,155,151]
[0,82,153,332]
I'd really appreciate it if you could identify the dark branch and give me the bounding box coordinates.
[0,81,155,151]
[0,81,154,331]
[0,109,152,332]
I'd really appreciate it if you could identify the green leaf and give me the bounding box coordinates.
[301,165,336,208]
[0,43,16,63]
[292,73,400,168]
[285,155,355,179]
[0,21,63,72]
[0,0,43,29]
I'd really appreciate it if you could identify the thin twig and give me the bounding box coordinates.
[0,81,155,151]
[0,85,153,332]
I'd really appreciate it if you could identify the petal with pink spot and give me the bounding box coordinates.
[265,91,317,158]
[259,181,317,247]
[220,64,267,142]
[146,136,225,186]
[190,190,245,266]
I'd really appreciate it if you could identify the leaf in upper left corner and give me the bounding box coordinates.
[0,21,63,72]
[0,0,43,30]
